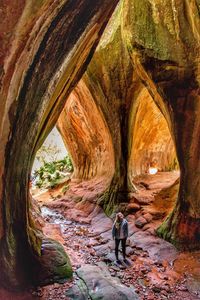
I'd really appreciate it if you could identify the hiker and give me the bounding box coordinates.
[112,212,129,264]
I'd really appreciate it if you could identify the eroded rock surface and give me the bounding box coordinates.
[0,0,119,289]
[69,264,139,300]
[1,0,200,294]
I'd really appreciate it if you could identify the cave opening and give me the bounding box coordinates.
[127,87,180,233]
[31,127,72,194]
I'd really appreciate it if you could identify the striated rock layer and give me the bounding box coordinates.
[57,80,115,181]
[57,0,200,249]
[123,0,200,248]
[0,0,119,289]
[57,2,179,213]
[129,87,178,177]
[0,0,200,291]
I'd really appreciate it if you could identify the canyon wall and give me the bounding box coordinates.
[0,0,119,289]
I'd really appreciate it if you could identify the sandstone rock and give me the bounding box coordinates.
[126,246,135,256]
[100,231,112,245]
[0,0,119,288]
[135,217,148,228]
[129,231,178,264]
[126,203,141,213]
[1,0,200,291]
[143,213,153,223]
[91,213,113,235]
[129,222,140,236]
[103,252,116,263]
[73,264,139,300]
[94,241,113,256]
[34,238,72,285]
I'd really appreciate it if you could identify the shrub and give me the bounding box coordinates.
[33,155,73,189]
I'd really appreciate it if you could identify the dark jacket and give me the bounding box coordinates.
[112,219,128,239]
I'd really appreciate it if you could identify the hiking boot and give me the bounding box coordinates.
[116,259,121,264]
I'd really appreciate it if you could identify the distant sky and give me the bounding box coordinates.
[32,127,67,172]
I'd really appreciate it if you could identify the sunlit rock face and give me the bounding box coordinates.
[57,80,115,180]
[123,0,200,248]
[0,0,119,289]
[129,88,178,178]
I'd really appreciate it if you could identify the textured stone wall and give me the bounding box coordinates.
[57,80,115,180]
[123,0,200,248]
[57,0,200,248]
[0,0,119,289]
[129,88,178,178]
[0,0,200,290]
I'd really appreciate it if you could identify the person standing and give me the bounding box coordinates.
[112,212,129,264]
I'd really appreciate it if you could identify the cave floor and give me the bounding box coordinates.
[1,172,200,300]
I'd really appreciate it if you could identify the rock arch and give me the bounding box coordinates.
[128,87,178,178]
[0,0,119,289]
[123,0,200,249]
[0,0,200,292]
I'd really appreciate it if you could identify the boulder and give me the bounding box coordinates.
[34,238,72,285]
[143,213,153,223]
[126,203,141,213]
[67,264,139,300]
[135,216,148,228]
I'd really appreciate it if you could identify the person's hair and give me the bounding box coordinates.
[114,212,124,228]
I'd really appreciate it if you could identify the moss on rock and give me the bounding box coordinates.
[34,238,72,285]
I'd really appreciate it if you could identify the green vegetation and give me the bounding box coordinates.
[33,156,73,189]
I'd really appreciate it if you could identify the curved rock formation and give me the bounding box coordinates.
[57,80,115,181]
[56,0,200,250]
[0,0,199,291]
[123,0,200,248]
[81,2,137,212]
[0,0,119,289]
[129,87,178,178]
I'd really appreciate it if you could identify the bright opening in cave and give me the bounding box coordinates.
[31,127,73,198]
[148,167,158,175]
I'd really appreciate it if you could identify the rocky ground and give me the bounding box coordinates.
[1,172,200,299]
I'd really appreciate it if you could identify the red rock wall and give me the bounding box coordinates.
[57,80,115,180]
[129,88,178,178]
